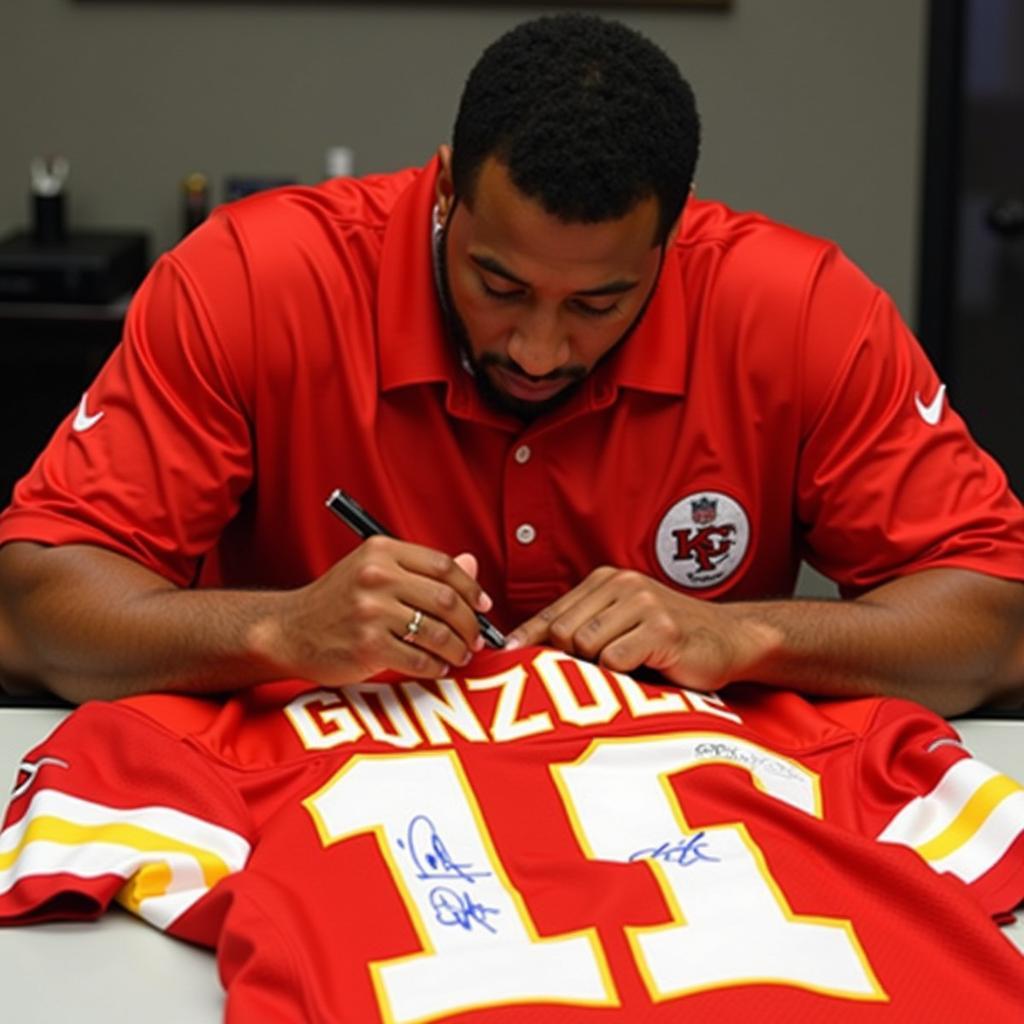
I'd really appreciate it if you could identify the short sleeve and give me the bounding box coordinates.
[0,702,252,932]
[795,253,1024,593]
[854,698,1024,918]
[0,215,256,586]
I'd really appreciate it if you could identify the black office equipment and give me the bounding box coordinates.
[0,230,148,305]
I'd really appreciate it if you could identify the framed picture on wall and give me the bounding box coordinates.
[77,1,732,5]
[427,1,733,5]
[453,1,733,5]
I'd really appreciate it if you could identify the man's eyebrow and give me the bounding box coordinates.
[470,253,640,297]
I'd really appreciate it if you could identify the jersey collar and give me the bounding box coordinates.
[377,158,689,417]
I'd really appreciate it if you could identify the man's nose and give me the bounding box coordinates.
[506,310,570,377]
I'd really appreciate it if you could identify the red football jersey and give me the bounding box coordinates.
[2,647,1022,1022]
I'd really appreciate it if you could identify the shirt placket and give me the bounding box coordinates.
[502,434,559,613]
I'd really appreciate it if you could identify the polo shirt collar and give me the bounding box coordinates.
[377,157,689,412]
[378,157,459,393]
[590,239,688,399]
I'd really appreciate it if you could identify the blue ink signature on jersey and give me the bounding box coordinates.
[629,831,719,868]
[429,886,500,934]
[395,814,492,883]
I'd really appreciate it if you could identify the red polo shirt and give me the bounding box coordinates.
[2,160,1022,626]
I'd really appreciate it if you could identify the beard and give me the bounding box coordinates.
[471,352,588,421]
[434,200,665,422]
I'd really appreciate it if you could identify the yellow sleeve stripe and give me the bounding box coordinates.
[914,774,1023,863]
[117,861,175,916]
[0,788,250,928]
[877,759,1024,884]
[0,814,232,890]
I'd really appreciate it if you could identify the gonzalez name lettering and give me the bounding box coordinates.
[284,650,742,752]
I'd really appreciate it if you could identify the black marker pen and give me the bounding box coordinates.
[326,489,506,649]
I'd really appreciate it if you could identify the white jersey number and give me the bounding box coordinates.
[306,737,885,1023]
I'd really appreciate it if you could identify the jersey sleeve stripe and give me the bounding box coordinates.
[0,815,235,889]
[923,789,1024,884]
[913,775,1022,861]
[0,788,249,928]
[875,759,1024,884]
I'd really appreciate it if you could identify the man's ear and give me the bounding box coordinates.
[435,144,455,221]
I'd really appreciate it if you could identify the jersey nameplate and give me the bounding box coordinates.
[284,650,743,752]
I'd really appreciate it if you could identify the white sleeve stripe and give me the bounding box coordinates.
[924,789,1024,884]
[876,759,1024,883]
[876,760,1009,847]
[0,789,250,929]
[0,789,250,865]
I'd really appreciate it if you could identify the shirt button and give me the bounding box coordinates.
[515,523,536,545]
[514,444,532,465]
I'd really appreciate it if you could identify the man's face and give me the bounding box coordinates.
[438,155,665,419]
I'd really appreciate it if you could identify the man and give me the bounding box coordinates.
[0,15,1022,714]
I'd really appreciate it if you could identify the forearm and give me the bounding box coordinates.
[0,542,290,703]
[727,569,1024,716]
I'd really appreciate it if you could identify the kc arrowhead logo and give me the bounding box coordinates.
[655,491,750,590]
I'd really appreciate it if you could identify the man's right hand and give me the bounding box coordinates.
[0,539,493,704]
[252,538,493,685]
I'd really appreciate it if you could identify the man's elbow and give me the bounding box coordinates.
[986,623,1024,711]
[0,542,64,698]
[0,603,52,698]
[971,580,1024,713]
[0,668,46,699]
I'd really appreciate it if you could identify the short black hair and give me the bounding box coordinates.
[452,14,700,244]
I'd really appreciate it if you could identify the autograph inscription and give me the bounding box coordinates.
[396,814,502,934]
[694,741,802,781]
[629,831,719,868]
[429,887,501,933]
[396,814,492,883]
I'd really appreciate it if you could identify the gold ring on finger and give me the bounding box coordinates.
[402,608,424,643]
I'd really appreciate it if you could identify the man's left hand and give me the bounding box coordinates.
[507,567,780,692]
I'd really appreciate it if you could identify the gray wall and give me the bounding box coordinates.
[4,0,927,317]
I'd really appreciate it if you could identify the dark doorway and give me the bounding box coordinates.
[919,0,1024,498]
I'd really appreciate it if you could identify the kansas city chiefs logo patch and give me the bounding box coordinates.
[654,491,750,590]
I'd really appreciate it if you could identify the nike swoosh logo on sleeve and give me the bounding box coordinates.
[72,392,105,432]
[914,384,946,426]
